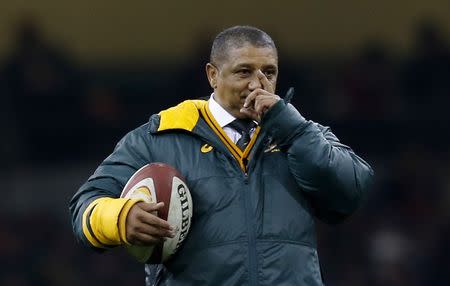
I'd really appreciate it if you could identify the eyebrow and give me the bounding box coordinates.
[233,63,278,70]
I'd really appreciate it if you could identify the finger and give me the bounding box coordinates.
[138,210,173,231]
[257,70,274,93]
[254,94,281,116]
[136,222,175,238]
[240,107,261,122]
[244,88,264,108]
[139,202,165,213]
[136,202,172,229]
[254,96,268,115]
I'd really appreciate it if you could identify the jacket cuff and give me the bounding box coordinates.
[118,199,142,245]
[261,100,308,144]
[82,197,133,247]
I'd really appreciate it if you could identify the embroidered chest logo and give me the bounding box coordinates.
[201,144,213,153]
[264,143,280,153]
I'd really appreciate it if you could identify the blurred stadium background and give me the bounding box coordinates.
[1,1,449,285]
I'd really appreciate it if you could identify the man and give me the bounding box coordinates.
[70,26,373,285]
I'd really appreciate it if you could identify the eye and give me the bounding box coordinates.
[236,69,251,77]
[263,70,276,79]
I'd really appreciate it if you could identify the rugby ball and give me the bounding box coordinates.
[120,163,193,263]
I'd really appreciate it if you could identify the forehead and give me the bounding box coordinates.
[222,44,278,68]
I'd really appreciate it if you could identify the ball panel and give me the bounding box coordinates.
[122,165,156,198]
[122,178,157,203]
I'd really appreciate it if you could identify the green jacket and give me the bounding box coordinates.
[70,99,373,285]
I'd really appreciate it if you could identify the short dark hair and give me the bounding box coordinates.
[210,25,277,66]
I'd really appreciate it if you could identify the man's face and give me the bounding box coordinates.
[206,44,278,119]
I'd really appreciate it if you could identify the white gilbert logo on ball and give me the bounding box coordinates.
[166,177,192,256]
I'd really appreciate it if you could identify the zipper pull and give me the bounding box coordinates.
[243,172,249,183]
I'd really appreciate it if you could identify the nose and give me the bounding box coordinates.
[248,73,262,91]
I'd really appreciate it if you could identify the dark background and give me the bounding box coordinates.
[1,1,449,285]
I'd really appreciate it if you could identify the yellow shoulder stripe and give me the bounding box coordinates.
[158,100,207,132]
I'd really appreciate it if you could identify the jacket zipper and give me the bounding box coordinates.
[242,171,258,286]
[242,135,269,286]
[207,136,260,285]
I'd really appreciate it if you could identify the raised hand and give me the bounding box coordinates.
[240,70,280,122]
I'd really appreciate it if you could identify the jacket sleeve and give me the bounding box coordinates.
[69,124,153,249]
[261,100,374,224]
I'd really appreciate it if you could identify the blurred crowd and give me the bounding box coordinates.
[0,17,449,286]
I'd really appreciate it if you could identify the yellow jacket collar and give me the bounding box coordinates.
[156,100,207,132]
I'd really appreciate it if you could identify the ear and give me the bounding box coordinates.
[206,63,218,89]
